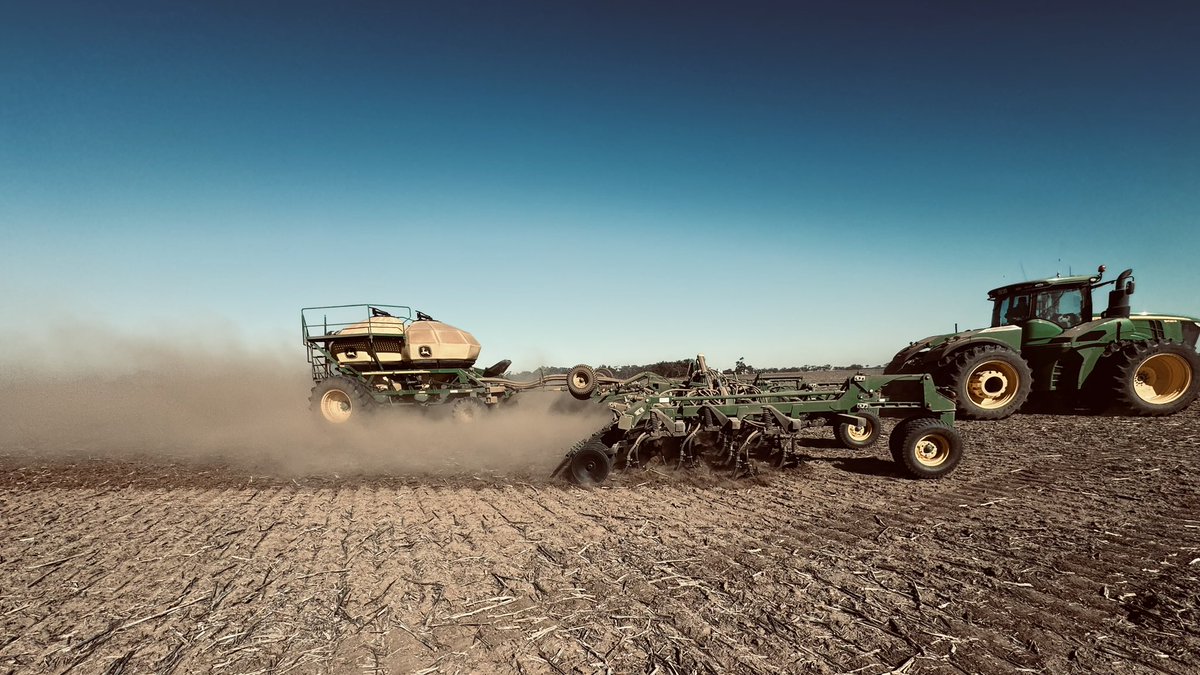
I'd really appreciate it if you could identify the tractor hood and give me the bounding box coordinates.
[885,326,1023,374]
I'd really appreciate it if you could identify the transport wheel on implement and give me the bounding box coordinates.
[891,418,963,479]
[888,417,924,461]
[310,377,374,425]
[1106,340,1200,416]
[944,345,1032,420]
[835,412,881,449]
[567,364,598,400]
[567,447,612,486]
[450,397,488,423]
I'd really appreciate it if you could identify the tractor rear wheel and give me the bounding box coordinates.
[943,345,1032,420]
[310,377,375,424]
[891,418,963,479]
[1106,340,1200,416]
[835,412,882,449]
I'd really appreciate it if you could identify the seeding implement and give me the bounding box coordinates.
[552,356,965,485]
[885,266,1200,419]
[303,305,968,486]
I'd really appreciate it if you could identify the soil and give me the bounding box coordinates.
[1,402,1198,674]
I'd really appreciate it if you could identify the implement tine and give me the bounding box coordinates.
[719,430,736,466]
[678,424,701,469]
[732,429,761,478]
[625,432,649,469]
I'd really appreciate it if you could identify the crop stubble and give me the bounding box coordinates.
[1,406,1198,674]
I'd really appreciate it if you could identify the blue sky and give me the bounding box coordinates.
[2,1,1197,369]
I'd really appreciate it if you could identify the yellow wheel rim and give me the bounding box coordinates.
[913,433,951,467]
[966,360,1021,409]
[572,372,591,389]
[846,419,874,442]
[1134,353,1191,404]
[320,389,353,424]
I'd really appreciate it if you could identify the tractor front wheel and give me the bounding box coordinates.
[943,345,1032,420]
[1106,340,1200,416]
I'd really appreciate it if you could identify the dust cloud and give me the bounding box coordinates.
[0,324,609,478]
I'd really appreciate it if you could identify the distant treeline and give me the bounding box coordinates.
[507,358,881,380]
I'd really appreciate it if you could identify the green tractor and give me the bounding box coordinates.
[885,266,1200,419]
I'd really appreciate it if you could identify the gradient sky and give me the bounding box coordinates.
[2,1,1197,369]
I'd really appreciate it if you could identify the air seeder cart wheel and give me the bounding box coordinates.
[944,345,1032,420]
[835,412,882,449]
[1105,340,1200,416]
[890,418,963,479]
[567,446,612,486]
[567,364,598,400]
[450,397,489,423]
[310,377,375,425]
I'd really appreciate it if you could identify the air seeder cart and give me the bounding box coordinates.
[302,304,585,423]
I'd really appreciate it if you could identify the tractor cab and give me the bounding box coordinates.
[989,276,1095,332]
[988,266,1135,334]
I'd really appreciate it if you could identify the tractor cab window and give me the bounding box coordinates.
[1034,288,1085,328]
[994,288,1088,329]
[994,293,1033,326]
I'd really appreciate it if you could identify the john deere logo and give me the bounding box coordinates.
[419,346,432,358]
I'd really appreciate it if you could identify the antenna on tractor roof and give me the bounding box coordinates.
[1019,261,1027,280]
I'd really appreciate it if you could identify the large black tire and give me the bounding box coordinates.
[888,417,929,463]
[567,446,612,486]
[1103,340,1200,416]
[567,364,598,400]
[450,396,489,423]
[890,418,963,479]
[310,377,375,425]
[941,345,1032,420]
[835,412,882,449]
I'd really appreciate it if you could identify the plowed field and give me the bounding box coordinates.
[2,406,1198,674]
